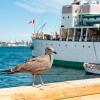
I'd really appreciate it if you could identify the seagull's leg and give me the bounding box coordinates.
[32,75,36,87]
[39,75,49,90]
[39,75,44,85]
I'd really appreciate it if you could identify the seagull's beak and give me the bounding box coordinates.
[53,51,57,54]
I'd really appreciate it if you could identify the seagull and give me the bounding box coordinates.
[1,47,57,86]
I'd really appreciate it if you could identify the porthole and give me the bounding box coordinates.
[83,45,85,48]
[65,44,67,47]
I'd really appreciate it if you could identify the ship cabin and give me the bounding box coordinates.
[61,0,100,42]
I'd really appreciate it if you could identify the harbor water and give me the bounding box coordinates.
[0,47,100,88]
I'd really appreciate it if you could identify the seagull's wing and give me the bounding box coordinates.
[25,55,48,62]
[11,55,51,74]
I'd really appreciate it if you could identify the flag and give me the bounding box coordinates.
[28,19,35,24]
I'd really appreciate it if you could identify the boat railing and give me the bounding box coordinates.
[32,27,100,42]
[32,35,100,42]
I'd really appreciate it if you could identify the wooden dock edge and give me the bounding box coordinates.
[0,78,100,100]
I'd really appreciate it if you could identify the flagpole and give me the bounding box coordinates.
[28,18,36,38]
[34,22,35,33]
[33,18,36,38]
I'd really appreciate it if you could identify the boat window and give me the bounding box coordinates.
[75,28,81,41]
[68,28,74,41]
[87,29,93,42]
[82,28,86,42]
[61,28,68,41]
[87,28,100,42]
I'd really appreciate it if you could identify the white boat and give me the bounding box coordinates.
[31,0,100,68]
[83,63,100,74]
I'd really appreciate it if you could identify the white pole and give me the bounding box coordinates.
[79,28,83,41]
[73,28,76,41]
[67,29,69,41]
[85,28,88,41]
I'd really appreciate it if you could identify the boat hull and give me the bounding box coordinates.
[53,60,83,68]
[83,63,100,75]
[32,39,100,68]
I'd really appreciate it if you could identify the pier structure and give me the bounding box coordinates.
[0,78,100,100]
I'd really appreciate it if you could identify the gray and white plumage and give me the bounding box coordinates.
[2,47,57,86]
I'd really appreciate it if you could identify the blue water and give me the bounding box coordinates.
[0,47,100,88]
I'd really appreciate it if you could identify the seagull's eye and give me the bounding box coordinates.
[48,48,51,50]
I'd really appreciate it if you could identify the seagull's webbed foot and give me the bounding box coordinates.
[32,84,35,87]
[39,75,48,88]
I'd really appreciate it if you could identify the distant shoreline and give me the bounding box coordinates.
[0,46,30,47]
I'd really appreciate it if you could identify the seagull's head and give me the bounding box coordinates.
[45,47,57,55]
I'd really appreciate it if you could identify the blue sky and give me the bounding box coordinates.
[0,0,71,42]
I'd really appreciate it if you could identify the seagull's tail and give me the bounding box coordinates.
[0,69,14,74]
